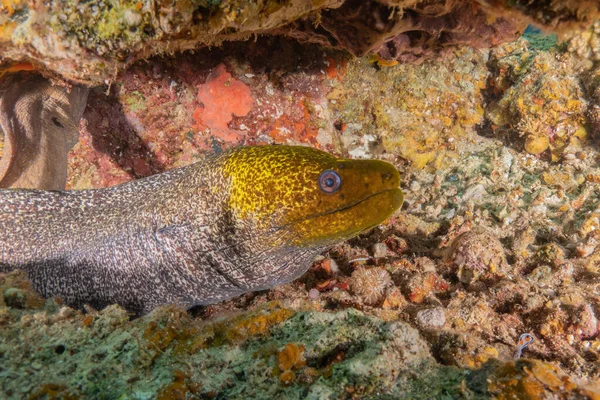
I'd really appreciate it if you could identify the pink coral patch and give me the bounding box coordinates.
[193,64,254,143]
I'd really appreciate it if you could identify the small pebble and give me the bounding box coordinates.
[444,228,507,284]
[58,306,75,320]
[372,242,388,258]
[122,9,142,26]
[308,289,320,300]
[416,307,446,329]
[329,259,339,273]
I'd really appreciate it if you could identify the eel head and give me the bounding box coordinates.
[221,145,403,249]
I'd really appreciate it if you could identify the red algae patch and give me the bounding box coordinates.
[269,100,320,146]
[193,64,254,143]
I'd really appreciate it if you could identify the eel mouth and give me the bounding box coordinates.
[286,187,404,246]
[310,187,403,221]
[243,188,403,284]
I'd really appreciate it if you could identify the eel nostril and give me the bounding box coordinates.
[51,117,64,128]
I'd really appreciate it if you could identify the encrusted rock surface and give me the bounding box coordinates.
[1,271,599,399]
[1,0,598,85]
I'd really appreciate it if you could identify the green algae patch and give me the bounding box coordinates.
[521,26,559,52]
[176,309,458,399]
[122,91,147,113]
[0,284,456,399]
[27,383,79,400]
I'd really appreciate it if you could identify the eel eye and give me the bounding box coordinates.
[318,170,342,193]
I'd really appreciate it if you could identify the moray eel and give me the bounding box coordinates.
[0,146,403,314]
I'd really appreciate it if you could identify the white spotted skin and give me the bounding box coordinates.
[0,154,320,314]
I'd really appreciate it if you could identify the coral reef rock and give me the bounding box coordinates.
[1,1,599,85]
[1,270,599,399]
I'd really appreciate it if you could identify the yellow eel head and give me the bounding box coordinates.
[221,145,403,248]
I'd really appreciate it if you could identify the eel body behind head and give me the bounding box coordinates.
[0,146,403,314]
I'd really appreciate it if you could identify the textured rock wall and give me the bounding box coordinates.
[1,0,598,85]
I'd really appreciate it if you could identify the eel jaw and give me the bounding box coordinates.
[286,187,404,247]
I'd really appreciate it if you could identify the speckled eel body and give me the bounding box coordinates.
[0,146,403,314]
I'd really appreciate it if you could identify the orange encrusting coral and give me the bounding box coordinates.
[181,302,296,354]
[156,371,202,400]
[192,63,254,143]
[0,0,23,18]
[28,383,79,400]
[278,343,306,371]
[0,0,25,42]
[326,57,347,80]
[223,303,295,344]
[276,342,306,386]
[488,360,600,400]
[0,22,15,42]
[0,62,35,78]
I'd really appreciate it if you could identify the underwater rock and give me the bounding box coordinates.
[2,288,26,309]
[486,37,589,161]
[0,283,598,399]
[0,295,444,398]
[416,307,446,329]
[443,228,508,285]
[1,1,598,85]
[63,35,484,177]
